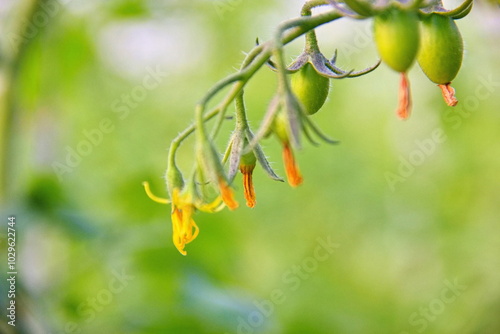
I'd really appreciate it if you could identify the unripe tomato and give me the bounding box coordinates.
[240,150,256,167]
[374,8,420,73]
[417,14,463,84]
[290,63,330,115]
[272,111,289,143]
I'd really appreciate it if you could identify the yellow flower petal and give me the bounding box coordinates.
[197,196,225,213]
[171,190,200,256]
[142,182,170,204]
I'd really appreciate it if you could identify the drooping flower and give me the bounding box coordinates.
[239,164,256,208]
[195,112,240,211]
[217,177,238,210]
[225,126,284,208]
[281,141,303,187]
[143,181,223,255]
[272,111,304,187]
[238,150,257,208]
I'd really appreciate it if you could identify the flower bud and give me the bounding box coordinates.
[239,151,257,208]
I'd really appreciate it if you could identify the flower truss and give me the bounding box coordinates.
[144,0,473,255]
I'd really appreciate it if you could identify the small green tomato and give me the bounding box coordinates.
[290,63,330,115]
[272,111,289,143]
[417,14,463,85]
[374,8,420,73]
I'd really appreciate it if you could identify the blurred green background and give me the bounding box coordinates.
[1,0,500,333]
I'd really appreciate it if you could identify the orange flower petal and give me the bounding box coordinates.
[219,179,239,210]
[397,72,412,120]
[240,165,256,208]
[438,83,458,106]
[282,143,303,187]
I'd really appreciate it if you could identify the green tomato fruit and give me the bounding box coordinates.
[374,8,420,73]
[240,149,256,167]
[417,14,463,84]
[290,63,330,115]
[272,111,289,143]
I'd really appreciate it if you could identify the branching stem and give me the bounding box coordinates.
[167,2,342,169]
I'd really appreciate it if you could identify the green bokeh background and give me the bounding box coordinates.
[1,1,500,333]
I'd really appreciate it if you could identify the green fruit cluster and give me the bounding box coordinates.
[373,7,464,85]
[289,7,466,119]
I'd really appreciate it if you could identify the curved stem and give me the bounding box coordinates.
[301,1,329,54]
[301,0,332,16]
[209,81,245,139]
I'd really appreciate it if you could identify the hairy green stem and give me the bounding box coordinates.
[234,91,249,130]
[302,2,323,54]
[209,81,245,139]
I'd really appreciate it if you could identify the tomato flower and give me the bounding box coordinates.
[143,181,224,255]
[217,177,238,210]
[272,111,304,187]
[196,127,240,211]
[225,124,283,208]
[238,151,257,208]
[281,141,303,187]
